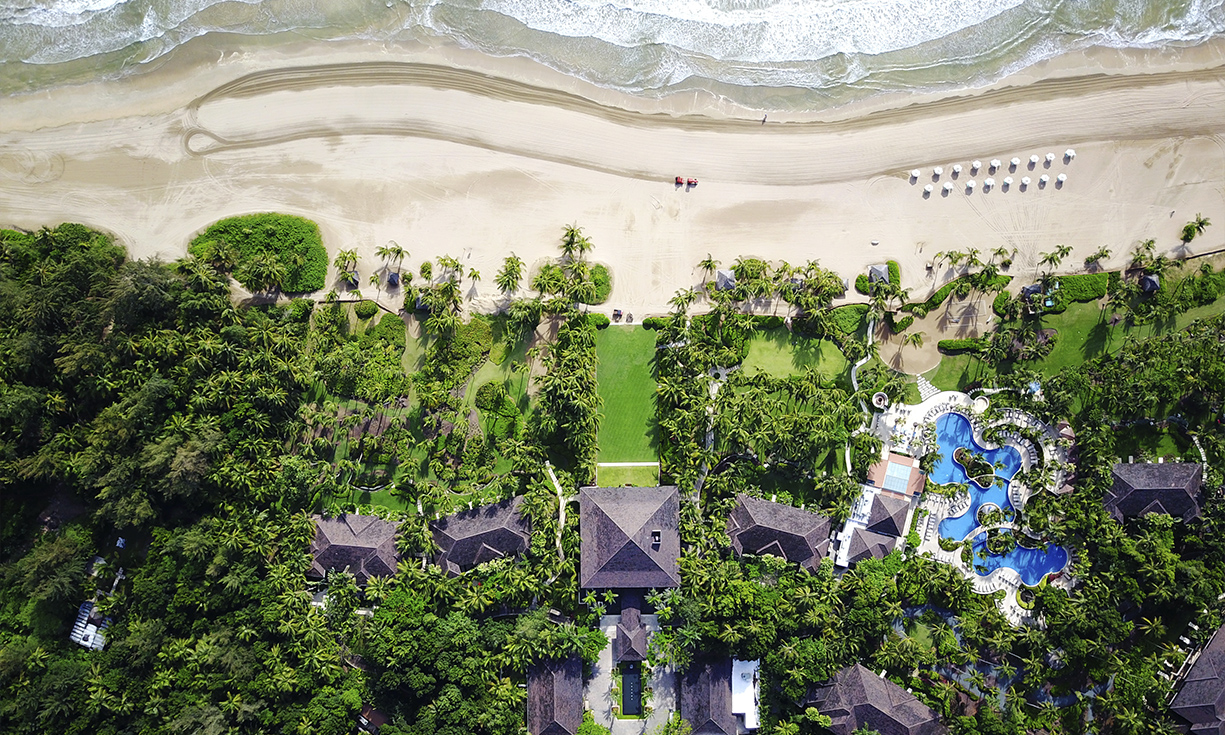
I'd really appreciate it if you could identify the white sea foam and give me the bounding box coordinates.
[1,0,1223,108]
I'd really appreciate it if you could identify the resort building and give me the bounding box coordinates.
[681,654,736,735]
[69,600,109,651]
[1169,623,1225,735]
[731,659,761,731]
[833,453,923,567]
[431,496,532,576]
[726,493,832,572]
[715,269,737,291]
[528,655,584,735]
[579,486,680,589]
[308,514,400,585]
[807,664,947,735]
[1106,461,1203,523]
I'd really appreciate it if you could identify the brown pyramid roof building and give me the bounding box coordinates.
[308,514,400,585]
[614,590,649,663]
[727,493,832,572]
[527,655,583,735]
[1170,624,1225,735]
[866,493,911,538]
[846,528,896,566]
[681,654,736,735]
[807,664,946,735]
[580,486,680,589]
[431,496,532,576]
[1106,462,1203,522]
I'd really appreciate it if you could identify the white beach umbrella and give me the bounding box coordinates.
[966,180,976,190]
[985,178,995,187]
[1003,176,1013,185]
[1065,148,1076,159]
[911,169,921,178]
[971,160,982,171]
[943,182,953,191]
[1056,173,1067,183]
[1011,157,1021,167]
[1039,174,1050,186]
[1045,153,1056,163]
[934,166,944,176]
[1030,154,1040,164]
[952,164,962,174]
[924,183,934,193]
[990,159,1001,170]
[1021,177,1031,186]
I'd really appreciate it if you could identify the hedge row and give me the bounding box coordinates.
[887,260,901,286]
[1057,273,1109,303]
[992,292,1010,317]
[901,274,1012,315]
[938,338,988,354]
[832,304,870,334]
[885,311,914,332]
[189,213,328,293]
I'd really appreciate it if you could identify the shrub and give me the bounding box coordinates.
[938,338,987,354]
[884,312,913,332]
[188,213,327,292]
[887,260,901,286]
[354,300,380,319]
[475,380,508,412]
[588,264,612,304]
[992,292,1010,317]
[589,313,611,329]
[1056,273,1109,303]
[288,298,315,322]
[832,304,869,334]
[364,313,406,349]
[855,274,871,295]
[642,316,670,330]
[901,279,959,314]
[756,315,784,330]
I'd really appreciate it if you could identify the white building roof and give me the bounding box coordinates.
[731,659,760,730]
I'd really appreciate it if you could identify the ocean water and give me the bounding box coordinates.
[1,0,1224,108]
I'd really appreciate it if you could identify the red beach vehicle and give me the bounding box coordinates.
[675,176,684,185]
[687,178,698,186]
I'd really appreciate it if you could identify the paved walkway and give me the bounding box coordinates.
[587,615,676,734]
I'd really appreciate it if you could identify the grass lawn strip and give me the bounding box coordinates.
[595,326,659,463]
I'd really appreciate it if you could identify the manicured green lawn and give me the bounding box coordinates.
[925,295,1225,390]
[741,327,850,386]
[596,326,658,463]
[597,465,659,487]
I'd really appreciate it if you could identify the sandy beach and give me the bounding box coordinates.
[2,36,1224,325]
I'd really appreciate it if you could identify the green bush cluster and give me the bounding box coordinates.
[937,338,988,354]
[588,264,612,304]
[831,304,869,334]
[902,274,1012,316]
[353,300,380,319]
[884,312,914,332]
[642,316,670,330]
[188,213,327,292]
[756,315,784,330]
[992,292,1011,317]
[855,274,871,295]
[360,313,406,350]
[1057,273,1109,303]
[288,298,315,322]
[887,260,901,286]
[589,313,611,329]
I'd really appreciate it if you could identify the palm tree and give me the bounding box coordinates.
[1085,246,1111,270]
[333,249,357,272]
[669,288,698,314]
[496,254,524,294]
[1182,213,1210,243]
[902,331,925,349]
[698,254,719,279]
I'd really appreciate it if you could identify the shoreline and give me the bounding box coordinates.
[2,34,1224,334]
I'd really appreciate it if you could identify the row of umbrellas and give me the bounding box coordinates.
[922,172,1066,194]
[911,149,1076,181]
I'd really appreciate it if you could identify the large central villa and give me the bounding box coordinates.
[304,388,1220,735]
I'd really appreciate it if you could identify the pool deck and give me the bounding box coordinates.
[879,392,1077,627]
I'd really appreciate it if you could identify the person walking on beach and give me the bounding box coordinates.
[762,114,767,124]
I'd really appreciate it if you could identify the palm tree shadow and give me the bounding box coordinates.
[1082,310,1111,359]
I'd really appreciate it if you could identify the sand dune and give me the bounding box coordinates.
[2,40,1224,325]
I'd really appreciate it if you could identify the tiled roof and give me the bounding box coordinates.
[1106,462,1203,522]
[528,655,583,735]
[727,493,831,572]
[681,655,736,735]
[431,496,532,576]
[579,487,680,589]
[614,591,649,663]
[1171,624,1225,735]
[807,664,946,735]
[866,494,911,538]
[308,514,400,585]
[846,528,896,566]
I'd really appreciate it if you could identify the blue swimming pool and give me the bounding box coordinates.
[932,413,1068,583]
